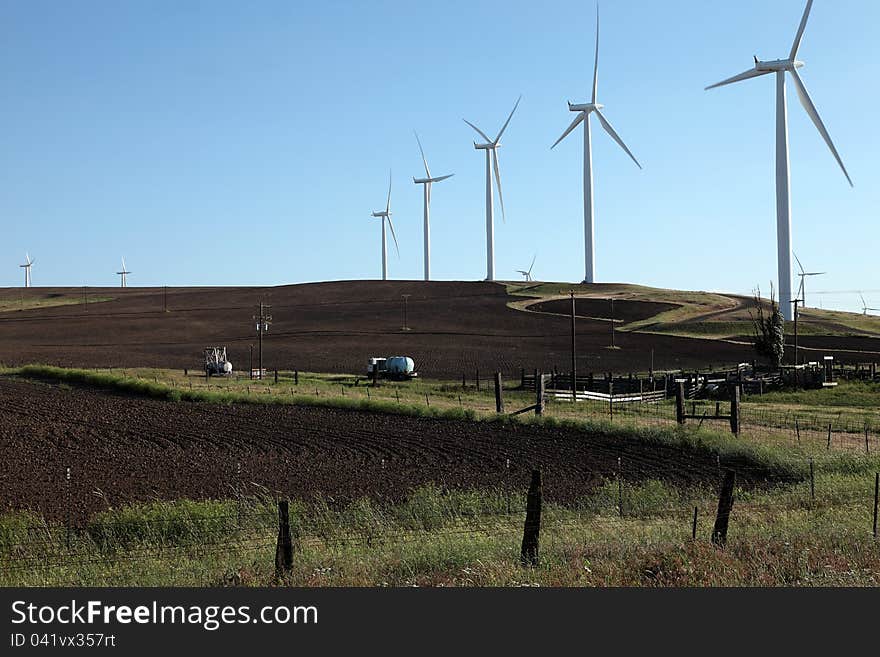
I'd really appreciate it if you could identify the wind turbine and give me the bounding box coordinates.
[413,132,454,282]
[551,5,642,284]
[116,258,130,288]
[463,96,521,282]
[517,255,536,282]
[859,294,879,316]
[371,171,399,281]
[705,0,852,321]
[19,253,34,288]
[792,252,825,307]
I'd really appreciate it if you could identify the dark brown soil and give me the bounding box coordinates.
[0,379,781,522]
[0,281,873,380]
[528,298,679,323]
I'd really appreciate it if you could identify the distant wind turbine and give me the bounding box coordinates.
[552,5,642,285]
[793,252,825,307]
[859,294,879,316]
[117,258,130,288]
[19,253,34,288]
[464,96,521,282]
[705,0,852,321]
[517,255,537,282]
[413,132,454,282]
[371,171,399,281]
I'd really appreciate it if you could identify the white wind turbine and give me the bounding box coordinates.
[116,258,130,288]
[371,171,399,281]
[792,252,825,307]
[413,132,454,282]
[463,96,521,282]
[517,255,536,282]
[859,294,879,316]
[706,0,852,321]
[552,5,641,284]
[19,253,34,288]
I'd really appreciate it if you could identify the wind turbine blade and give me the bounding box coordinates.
[551,112,585,149]
[790,0,814,60]
[595,109,642,169]
[386,217,400,256]
[592,4,599,103]
[705,67,769,91]
[430,174,454,183]
[492,149,506,222]
[414,130,431,178]
[386,170,393,213]
[463,119,493,144]
[790,69,852,187]
[793,251,805,275]
[860,293,866,307]
[529,254,536,275]
[494,95,522,143]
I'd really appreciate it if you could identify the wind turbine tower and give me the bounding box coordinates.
[413,132,454,281]
[464,96,521,282]
[706,0,852,320]
[371,172,399,281]
[551,5,642,284]
[19,253,34,288]
[117,258,131,288]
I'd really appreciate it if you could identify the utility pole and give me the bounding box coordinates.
[402,294,411,331]
[609,298,616,348]
[570,291,577,403]
[790,298,800,366]
[253,302,272,380]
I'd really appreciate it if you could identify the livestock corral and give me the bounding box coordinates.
[0,280,879,586]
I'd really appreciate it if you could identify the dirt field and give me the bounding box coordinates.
[528,298,680,323]
[0,378,785,522]
[0,281,876,379]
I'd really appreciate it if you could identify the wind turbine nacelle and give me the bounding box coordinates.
[371,211,387,218]
[568,102,602,113]
[755,58,804,72]
[413,177,431,184]
[473,142,495,150]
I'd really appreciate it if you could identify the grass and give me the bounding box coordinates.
[0,294,113,313]
[2,471,877,586]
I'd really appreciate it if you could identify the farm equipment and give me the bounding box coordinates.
[367,356,418,380]
[204,346,233,376]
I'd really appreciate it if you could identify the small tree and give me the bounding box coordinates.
[750,284,785,369]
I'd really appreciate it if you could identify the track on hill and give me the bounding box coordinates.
[0,379,785,522]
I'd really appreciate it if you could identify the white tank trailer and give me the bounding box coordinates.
[367,356,418,380]
[204,346,233,376]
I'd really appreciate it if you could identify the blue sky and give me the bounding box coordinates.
[1,0,877,312]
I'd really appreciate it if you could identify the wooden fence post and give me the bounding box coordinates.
[608,380,614,421]
[711,470,736,547]
[535,373,545,416]
[675,382,685,425]
[873,472,878,539]
[294,370,299,385]
[494,372,504,414]
[463,372,467,389]
[691,506,698,541]
[476,368,480,391]
[810,458,815,500]
[520,470,542,567]
[729,386,741,435]
[827,423,832,449]
[275,500,294,577]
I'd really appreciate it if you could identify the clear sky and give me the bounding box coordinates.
[1,0,877,313]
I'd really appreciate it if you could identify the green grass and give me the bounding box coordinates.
[3,474,878,586]
[749,380,880,409]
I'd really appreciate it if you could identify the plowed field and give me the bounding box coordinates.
[0,379,782,522]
